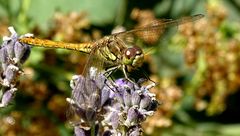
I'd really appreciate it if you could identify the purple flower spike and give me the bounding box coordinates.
[67,67,112,130]
[103,78,160,135]
[66,67,160,135]
[0,27,32,108]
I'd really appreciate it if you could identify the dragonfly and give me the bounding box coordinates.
[19,14,204,128]
[18,14,204,81]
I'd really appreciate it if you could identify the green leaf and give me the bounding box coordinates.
[27,0,119,31]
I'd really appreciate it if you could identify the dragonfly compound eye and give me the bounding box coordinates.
[125,46,142,59]
[124,46,144,67]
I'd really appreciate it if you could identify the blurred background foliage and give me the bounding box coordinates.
[1,0,240,135]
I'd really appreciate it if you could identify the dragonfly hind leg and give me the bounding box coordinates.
[103,65,120,78]
[103,65,136,84]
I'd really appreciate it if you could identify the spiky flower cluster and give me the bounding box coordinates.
[179,2,240,115]
[67,67,159,135]
[0,27,31,107]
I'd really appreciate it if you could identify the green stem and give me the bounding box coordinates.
[17,0,31,33]
[91,124,95,136]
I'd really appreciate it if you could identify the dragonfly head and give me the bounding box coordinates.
[123,46,144,69]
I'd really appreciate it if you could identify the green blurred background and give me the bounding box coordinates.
[1,0,240,135]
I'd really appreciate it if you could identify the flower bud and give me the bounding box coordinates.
[5,39,15,58]
[131,91,141,106]
[139,94,151,109]
[0,47,8,64]
[74,127,86,136]
[0,88,17,107]
[109,111,120,129]
[14,42,31,63]
[126,107,143,126]
[3,64,19,86]
[123,89,132,107]
[127,125,143,136]
[101,86,110,106]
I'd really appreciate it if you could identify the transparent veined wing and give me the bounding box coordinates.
[66,43,109,127]
[114,14,204,46]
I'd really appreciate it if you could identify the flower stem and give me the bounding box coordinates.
[91,124,95,136]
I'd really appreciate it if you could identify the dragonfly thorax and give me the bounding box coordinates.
[93,36,125,66]
[123,46,144,70]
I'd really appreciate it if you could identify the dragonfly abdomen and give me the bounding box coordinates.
[19,37,93,53]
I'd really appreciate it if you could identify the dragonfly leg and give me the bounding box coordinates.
[104,65,135,83]
[122,65,135,84]
[104,65,120,78]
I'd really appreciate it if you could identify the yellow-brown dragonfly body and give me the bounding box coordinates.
[19,14,204,80]
[18,14,204,127]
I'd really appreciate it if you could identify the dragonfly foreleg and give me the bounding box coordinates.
[104,65,120,78]
[122,65,136,84]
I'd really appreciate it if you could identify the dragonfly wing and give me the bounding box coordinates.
[67,45,105,126]
[115,14,204,45]
[81,46,105,101]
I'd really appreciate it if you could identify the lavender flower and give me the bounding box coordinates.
[104,78,159,135]
[67,67,159,135]
[66,67,111,133]
[0,27,31,107]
